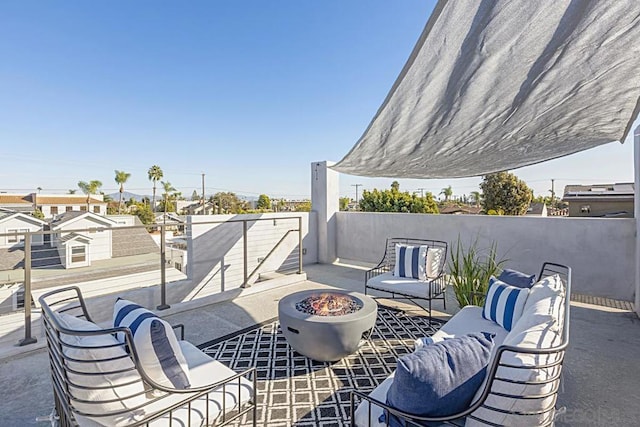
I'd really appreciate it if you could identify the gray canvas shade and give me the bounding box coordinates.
[333,0,640,178]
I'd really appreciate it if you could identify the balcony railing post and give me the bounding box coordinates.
[298,216,304,274]
[157,224,170,310]
[19,232,36,346]
[241,220,249,288]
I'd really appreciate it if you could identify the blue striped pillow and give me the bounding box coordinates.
[393,244,428,280]
[113,299,191,389]
[482,277,530,331]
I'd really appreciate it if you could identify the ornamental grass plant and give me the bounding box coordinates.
[448,236,507,307]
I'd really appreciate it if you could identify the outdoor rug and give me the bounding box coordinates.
[198,307,443,427]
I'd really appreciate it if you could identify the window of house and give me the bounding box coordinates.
[7,229,29,243]
[51,206,58,215]
[581,205,591,213]
[66,206,73,212]
[71,246,86,263]
[80,206,87,212]
[93,206,100,214]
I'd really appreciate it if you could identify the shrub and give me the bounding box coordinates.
[448,236,507,307]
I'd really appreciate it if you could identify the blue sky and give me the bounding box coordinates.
[0,1,636,200]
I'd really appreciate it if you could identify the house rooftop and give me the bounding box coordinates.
[34,195,105,205]
[0,194,32,204]
[439,205,482,215]
[526,202,547,215]
[563,183,635,200]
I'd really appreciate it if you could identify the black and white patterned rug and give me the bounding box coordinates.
[199,307,442,427]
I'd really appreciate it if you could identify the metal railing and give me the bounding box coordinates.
[0,214,306,347]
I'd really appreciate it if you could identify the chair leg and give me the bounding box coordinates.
[443,288,447,311]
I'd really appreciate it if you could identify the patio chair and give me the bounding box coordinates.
[364,238,448,320]
[39,286,257,427]
[352,262,572,426]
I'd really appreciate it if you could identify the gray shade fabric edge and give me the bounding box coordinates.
[332,0,640,179]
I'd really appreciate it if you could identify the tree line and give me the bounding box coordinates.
[348,171,536,215]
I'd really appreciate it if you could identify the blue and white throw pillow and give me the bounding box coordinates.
[482,277,530,331]
[113,298,191,389]
[393,244,428,280]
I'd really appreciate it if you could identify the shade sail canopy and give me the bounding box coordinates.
[333,0,640,178]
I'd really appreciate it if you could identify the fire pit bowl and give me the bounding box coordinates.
[278,290,378,362]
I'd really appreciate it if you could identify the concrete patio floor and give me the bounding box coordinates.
[0,262,638,426]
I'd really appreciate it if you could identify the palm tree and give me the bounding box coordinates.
[148,165,164,212]
[68,189,77,194]
[114,170,131,214]
[77,180,103,212]
[470,191,481,207]
[440,185,453,202]
[161,181,177,213]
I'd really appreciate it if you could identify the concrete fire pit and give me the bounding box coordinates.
[278,289,378,362]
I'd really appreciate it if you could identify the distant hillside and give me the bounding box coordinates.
[108,191,149,202]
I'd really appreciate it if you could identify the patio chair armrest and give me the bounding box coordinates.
[365,265,391,284]
[171,323,185,340]
[137,366,257,427]
[350,389,467,426]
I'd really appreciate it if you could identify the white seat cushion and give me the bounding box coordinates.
[57,314,147,427]
[431,306,509,346]
[367,272,437,299]
[77,341,253,427]
[353,373,395,427]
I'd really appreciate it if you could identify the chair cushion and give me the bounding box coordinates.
[384,333,494,425]
[431,305,509,346]
[353,373,395,427]
[426,247,445,278]
[469,276,565,426]
[56,313,147,427]
[113,299,191,389]
[367,272,436,299]
[467,320,562,427]
[498,268,536,288]
[482,277,529,331]
[393,244,427,280]
[77,341,254,427]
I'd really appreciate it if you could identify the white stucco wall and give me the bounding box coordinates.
[106,215,137,226]
[186,213,318,297]
[336,212,635,301]
[42,205,106,218]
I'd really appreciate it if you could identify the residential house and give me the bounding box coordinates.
[562,183,634,218]
[0,193,107,218]
[184,201,215,215]
[439,205,483,215]
[34,194,107,217]
[50,211,115,268]
[525,202,548,216]
[0,211,47,248]
[0,194,35,213]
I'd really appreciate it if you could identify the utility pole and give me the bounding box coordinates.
[416,187,426,198]
[351,184,363,211]
[550,179,555,208]
[201,173,205,215]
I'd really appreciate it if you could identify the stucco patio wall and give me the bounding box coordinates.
[335,212,635,301]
